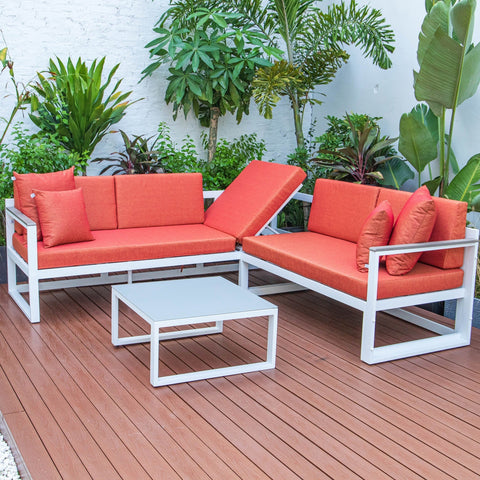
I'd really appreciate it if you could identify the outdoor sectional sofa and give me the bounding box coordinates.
[4,161,479,364]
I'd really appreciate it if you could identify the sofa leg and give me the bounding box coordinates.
[360,306,377,364]
[238,260,249,289]
[28,276,41,324]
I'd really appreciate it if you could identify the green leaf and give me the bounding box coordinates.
[377,158,414,189]
[415,28,464,115]
[451,0,475,47]
[398,110,438,173]
[445,153,480,205]
[458,42,480,104]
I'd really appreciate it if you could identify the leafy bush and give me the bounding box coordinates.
[153,123,265,190]
[29,57,137,166]
[0,124,84,244]
[93,130,163,175]
[313,113,413,188]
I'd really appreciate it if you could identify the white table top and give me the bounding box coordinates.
[112,276,276,324]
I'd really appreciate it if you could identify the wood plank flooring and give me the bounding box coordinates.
[0,273,479,479]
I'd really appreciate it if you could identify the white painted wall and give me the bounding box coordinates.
[1,0,479,176]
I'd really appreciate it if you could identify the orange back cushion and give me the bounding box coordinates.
[74,176,118,230]
[308,179,380,243]
[377,188,467,269]
[13,167,76,239]
[204,160,306,241]
[114,173,205,229]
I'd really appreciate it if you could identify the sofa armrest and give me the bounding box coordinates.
[292,192,313,204]
[5,203,39,269]
[5,205,36,228]
[366,228,479,304]
[203,190,224,201]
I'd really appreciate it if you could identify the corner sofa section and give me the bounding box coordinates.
[240,179,479,364]
[5,161,306,324]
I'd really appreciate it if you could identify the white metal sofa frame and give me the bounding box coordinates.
[5,188,301,325]
[5,189,479,364]
[239,192,480,364]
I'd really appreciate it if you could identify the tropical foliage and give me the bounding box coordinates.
[312,114,406,185]
[29,57,137,168]
[142,5,280,161]
[92,130,163,175]
[209,0,395,149]
[398,0,480,209]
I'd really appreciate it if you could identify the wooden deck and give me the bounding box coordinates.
[1,272,480,479]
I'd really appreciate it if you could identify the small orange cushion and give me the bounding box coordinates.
[386,186,436,275]
[13,167,76,239]
[356,200,394,272]
[33,188,94,248]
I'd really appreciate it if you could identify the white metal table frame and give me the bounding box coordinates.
[111,277,278,387]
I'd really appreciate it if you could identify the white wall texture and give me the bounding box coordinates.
[1,0,479,177]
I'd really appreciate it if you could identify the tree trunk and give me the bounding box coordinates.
[208,107,220,163]
[291,95,304,150]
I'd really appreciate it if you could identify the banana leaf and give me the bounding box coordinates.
[378,158,414,189]
[445,153,480,207]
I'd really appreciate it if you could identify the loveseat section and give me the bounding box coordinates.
[12,225,236,270]
[242,232,464,300]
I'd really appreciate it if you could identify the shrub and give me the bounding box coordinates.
[0,124,84,244]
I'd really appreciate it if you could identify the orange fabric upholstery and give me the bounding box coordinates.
[243,232,464,300]
[386,186,437,275]
[204,160,306,241]
[114,173,205,229]
[356,200,394,272]
[12,225,236,270]
[74,176,117,230]
[377,188,467,269]
[33,188,94,248]
[13,167,76,239]
[308,179,380,243]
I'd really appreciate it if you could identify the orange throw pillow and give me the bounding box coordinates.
[386,186,436,275]
[33,188,94,248]
[356,200,394,272]
[13,167,76,240]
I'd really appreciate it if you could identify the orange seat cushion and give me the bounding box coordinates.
[356,200,394,272]
[13,167,76,239]
[33,188,94,248]
[204,160,306,241]
[114,173,205,229]
[243,232,463,300]
[377,188,467,269]
[12,225,236,270]
[308,179,380,243]
[74,176,117,230]
[386,186,436,275]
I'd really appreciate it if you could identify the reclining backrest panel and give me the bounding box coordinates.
[204,160,306,242]
[115,173,205,229]
[377,188,467,269]
[308,179,380,243]
[74,176,117,230]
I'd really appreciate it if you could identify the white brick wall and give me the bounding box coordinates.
[1,0,479,175]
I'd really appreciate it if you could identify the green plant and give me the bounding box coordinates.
[92,130,164,175]
[200,133,266,189]
[142,6,279,162]
[210,0,395,149]
[0,124,84,245]
[29,57,138,168]
[0,31,32,146]
[313,114,406,185]
[398,0,480,208]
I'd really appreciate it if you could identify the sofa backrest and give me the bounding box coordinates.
[114,173,205,229]
[377,188,467,269]
[204,160,306,242]
[74,176,118,230]
[308,179,380,243]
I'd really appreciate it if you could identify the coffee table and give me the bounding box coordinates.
[111,276,278,386]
